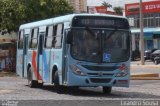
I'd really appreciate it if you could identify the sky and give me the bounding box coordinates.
[87,0,157,7]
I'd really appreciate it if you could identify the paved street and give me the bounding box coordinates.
[0,61,160,106]
[0,76,160,106]
[0,77,160,100]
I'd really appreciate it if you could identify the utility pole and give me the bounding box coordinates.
[140,0,145,65]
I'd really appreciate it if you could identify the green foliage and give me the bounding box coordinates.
[102,1,112,9]
[0,0,73,33]
[113,6,124,15]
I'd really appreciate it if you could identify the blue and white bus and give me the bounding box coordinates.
[16,14,131,94]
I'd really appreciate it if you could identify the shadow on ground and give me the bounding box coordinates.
[32,85,160,98]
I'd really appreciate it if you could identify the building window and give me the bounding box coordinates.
[127,13,160,28]
[144,18,147,28]
[146,40,153,50]
[128,18,134,27]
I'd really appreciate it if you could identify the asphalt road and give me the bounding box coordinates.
[0,77,160,106]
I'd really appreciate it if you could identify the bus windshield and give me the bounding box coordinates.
[71,28,130,63]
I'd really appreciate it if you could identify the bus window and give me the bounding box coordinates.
[30,28,38,49]
[29,29,34,48]
[54,24,64,48]
[45,25,53,48]
[18,30,24,49]
[52,26,57,48]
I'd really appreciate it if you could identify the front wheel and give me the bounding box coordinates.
[27,67,38,88]
[155,60,158,65]
[103,87,112,94]
[54,71,64,93]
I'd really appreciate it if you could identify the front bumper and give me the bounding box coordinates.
[67,71,130,87]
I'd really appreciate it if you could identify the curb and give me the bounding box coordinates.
[131,65,160,68]
[131,73,160,80]
[131,73,159,77]
[131,77,160,80]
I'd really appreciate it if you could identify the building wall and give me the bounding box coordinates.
[126,0,160,51]
[128,13,160,28]
[0,32,17,40]
[67,0,87,13]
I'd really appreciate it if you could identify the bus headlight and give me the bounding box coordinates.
[116,64,128,77]
[69,64,86,76]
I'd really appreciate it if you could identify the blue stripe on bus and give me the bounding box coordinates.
[42,50,49,81]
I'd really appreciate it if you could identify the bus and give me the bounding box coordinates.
[16,14,131,94]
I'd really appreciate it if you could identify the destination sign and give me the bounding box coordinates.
[72,16,129,29]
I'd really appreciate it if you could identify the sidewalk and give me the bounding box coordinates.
[0,71,16,77]
[131,60,160,80]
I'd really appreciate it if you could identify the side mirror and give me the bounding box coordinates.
[66,30,73,44]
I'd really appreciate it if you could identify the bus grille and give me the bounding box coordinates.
[82,65,118,71]
[87,73,114,76]
[90,78,111,83]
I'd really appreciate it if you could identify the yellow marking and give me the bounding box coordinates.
[0,90,13,94]
[131,73,159,77]
[38,80,43,83]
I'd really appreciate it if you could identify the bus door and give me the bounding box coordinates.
[62,28,70,83]
[43,26,53,83]
[51,23,64,85]
[17,30,24,77]
[37,26,46,81]
[22,29,30,77]
[23,34,29,77]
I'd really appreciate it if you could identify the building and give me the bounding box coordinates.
[87,5,123,16]
[88,6,107,14]
[0,32,17,71]
[125,0,160,51]
[68,0,87,13]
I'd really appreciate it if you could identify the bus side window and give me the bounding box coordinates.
[45,25,53,48]
[18,30,24,49]
[44,27,48,48]
[52,26,57,48]
[29,29,34,48]
[54,24,64,49]
[29,28,38,49]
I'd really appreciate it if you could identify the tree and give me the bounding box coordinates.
[0,0,20,33]
[102,1,112,9]
[0,0,73,33]
[113,6,124,15]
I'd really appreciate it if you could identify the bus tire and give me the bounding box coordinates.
[27,67,38,88]
[155,60,158,65]
[54,71,63,94]
[103,87,112,94]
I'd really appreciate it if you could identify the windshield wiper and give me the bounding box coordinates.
[85,26,96,37]
[105,28,118,40]
[84,27,101,56]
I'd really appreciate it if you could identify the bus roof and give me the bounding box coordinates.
[19,13,127,30]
